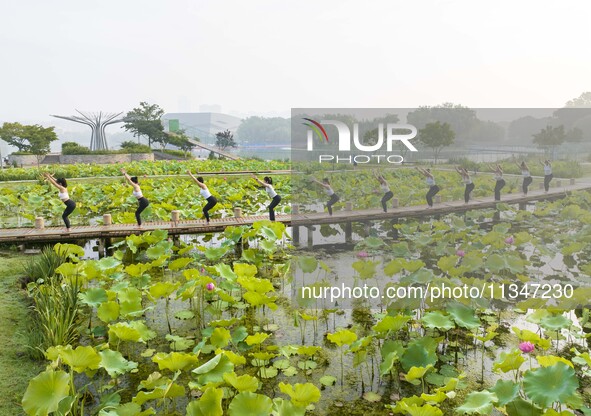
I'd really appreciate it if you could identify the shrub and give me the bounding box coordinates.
[21,246,68,287]
[62,141,91,155]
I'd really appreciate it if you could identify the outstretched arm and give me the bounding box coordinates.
[42,172,64,191]
[251,174,268,187]
[522,162,529,170]
[187,170,206,189]
[120,168,136,188]
[311,178,329,188]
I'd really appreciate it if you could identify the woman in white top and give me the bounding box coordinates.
[121,168,150,227]
[515,161,532,195]
[540,160,553,193]
[187,170,217,223]
[488,164,505,201]
[373,171,394,212]
[252,174,281,221]
[42,172,76,231]
[455,166,475,204]
[415,167,440,208]
[312,178,340,216]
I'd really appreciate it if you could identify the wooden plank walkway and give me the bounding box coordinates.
[1,181,589,244]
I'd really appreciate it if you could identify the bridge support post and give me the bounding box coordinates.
[570,178,575,185]
[345,222,353,244]
[555,180,562,187]
[171,210,180,227]
[234,208,242,218]
[519,202,527,211]
[539,183,544,190]
[103,214,112,226]
[435,195,442,204]
[307,226,314,248]
[291,204,300,246]
[392,198,399,209]
[97,239,106,259]
[35,217,44,229]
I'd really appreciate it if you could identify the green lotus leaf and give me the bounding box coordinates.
[175,310,195,320]
[327,329,357,347]
[296,360,317,370]
[278,382,320,407]
[47,345,101,373]
[108,322,141,343]
[152,351,199,372]
[99,349,138,378]
[362,392,382,402]
[22,370,70,416]
[504,398,542,416]
[210,327,232,348]
[228,392,273,416]
[420,391,447,404]
[204,246,229,261]
[186,387,223,416]
[297,256,318,273]
[258,366,279,378]
[493,350,525,373]
[165,334,195,351]
[79,287,108,307]
[245,332,270,346]
[215,263,237,281]
[396,402,443,416]
[193,354,234,385]
[223,372,259,392]
[523,363,579,408]
[447,303,480,330]
[168,257,193,271]
[351,260,379,279]
[96,301,119,323]
[456,391,497,415]
[485,253,506,273]
[540,315,572,332]
[319,375,337,387]
[372,314,410,334]
[133,382,185,406]
[96,256,121,270]
[401,338,438,372]
[489,379,519,406]
[271,397,306,416]
[282,366,298,377]
[536,355,573,368]
[422,311,455,331]
[118,287,144,318]
[148,281,180,299]
[404,365,434,385]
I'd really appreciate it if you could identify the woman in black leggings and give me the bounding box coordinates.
[121,168,150,227]
[43,172,76,231]
[515,161,532,195]
[416,167,439,208]
[489,164,505,201]
[374,171,394,212]
[187,170,217,223]
[252,174,281,221]
[455,166,475,203]
[540,160,553,193]
[312,178,340,215]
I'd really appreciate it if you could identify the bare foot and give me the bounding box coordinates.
[64,228,71,233]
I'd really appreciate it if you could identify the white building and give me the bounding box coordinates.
[161,112,242,146]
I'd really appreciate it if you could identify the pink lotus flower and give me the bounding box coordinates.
[206,282,215,291]
[224,177,227,181]
[357,251,369,258]
[505,236,514,244]
[519,341,535,354]
[200,268,206,273]
[456,250,465,257]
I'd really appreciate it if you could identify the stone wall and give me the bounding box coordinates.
[7,154,41,167]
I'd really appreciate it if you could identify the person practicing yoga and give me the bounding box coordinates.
[489,164,505,201]
[121,168,150,227]
[187,170,217,223]
[540,160,553,193]
[455,166,475,203]
[42,172,76,231]
[311,178,340,215]
[415,167,440,208]
[252,174,281,221]
[516,161,532,195]
[374,171,394,212]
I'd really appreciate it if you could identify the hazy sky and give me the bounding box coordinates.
[1,0,590,128]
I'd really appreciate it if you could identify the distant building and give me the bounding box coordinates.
[161,112,242,146]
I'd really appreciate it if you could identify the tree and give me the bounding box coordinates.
[123,102,166,148]
[167,130,197,157]
[215,129,237,151]
[418,121,455,164]
[235,116,290,145]
[565,92,591,108]
[532,125,566,156]
[0,122,58,166]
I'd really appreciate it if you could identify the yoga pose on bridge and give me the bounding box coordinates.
[374,171,394,212]
[516,161,532,195]
[541,160,553,193]
[312,178,340,216]
[415,167,440,208]
[252,174,281,221]
[42,172,76,232]
[187,171,217,223]
[489,164,505,201]
[121,168,150,227]
[455,166,475,203]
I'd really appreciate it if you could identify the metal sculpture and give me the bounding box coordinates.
[51,110,124,151]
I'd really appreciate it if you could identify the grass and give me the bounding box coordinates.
[0,252,43,415]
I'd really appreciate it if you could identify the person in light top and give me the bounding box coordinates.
[373,170,394,212]
[311,178,340,216]
[42,172,76,232]
[488,164,505,201]
[252,174,281,221]
[121,168,150,227]
[540,160,553,193]
[455,166,475,204]
[187,170,217,223]
[515,161,532,195]
[415,167,439,208]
